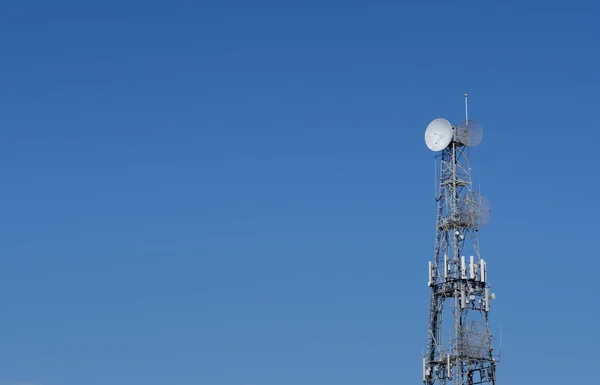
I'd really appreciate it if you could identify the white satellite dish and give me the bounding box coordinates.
[425,118,452,151]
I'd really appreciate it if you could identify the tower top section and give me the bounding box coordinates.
[424,94,484,151]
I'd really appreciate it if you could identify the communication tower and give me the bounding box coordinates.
[422,95,499,385]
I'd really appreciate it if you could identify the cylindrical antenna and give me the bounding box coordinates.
[499,324,503,360]
[464,93,469,122]
[434,157,437,200]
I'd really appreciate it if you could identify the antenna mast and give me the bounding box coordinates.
[422,96,498,385]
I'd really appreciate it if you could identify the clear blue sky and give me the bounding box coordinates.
[1,1,598,384]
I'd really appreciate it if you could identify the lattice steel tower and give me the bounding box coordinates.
[422,95,499,385]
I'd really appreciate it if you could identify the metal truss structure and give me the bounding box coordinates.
[423,104,499,385]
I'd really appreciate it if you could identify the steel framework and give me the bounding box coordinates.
[423,117,498,385]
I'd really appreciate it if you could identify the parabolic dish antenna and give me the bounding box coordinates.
[425,118,452,151]
[458,320,492,359]
[458,191,491,228]
[455,119,483,147]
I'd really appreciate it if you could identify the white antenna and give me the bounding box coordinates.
[425,118,453,151]
[464,93,469,122]
[434,158,437,200]
[499,324,503,360]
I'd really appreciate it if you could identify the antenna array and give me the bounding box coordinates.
[422,95,498,385]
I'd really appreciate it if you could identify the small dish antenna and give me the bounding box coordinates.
[458,191,492,228]
[455,94,483,147]
[455,119,484,147]
[425,118,452,151]
[458,320,492,359]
